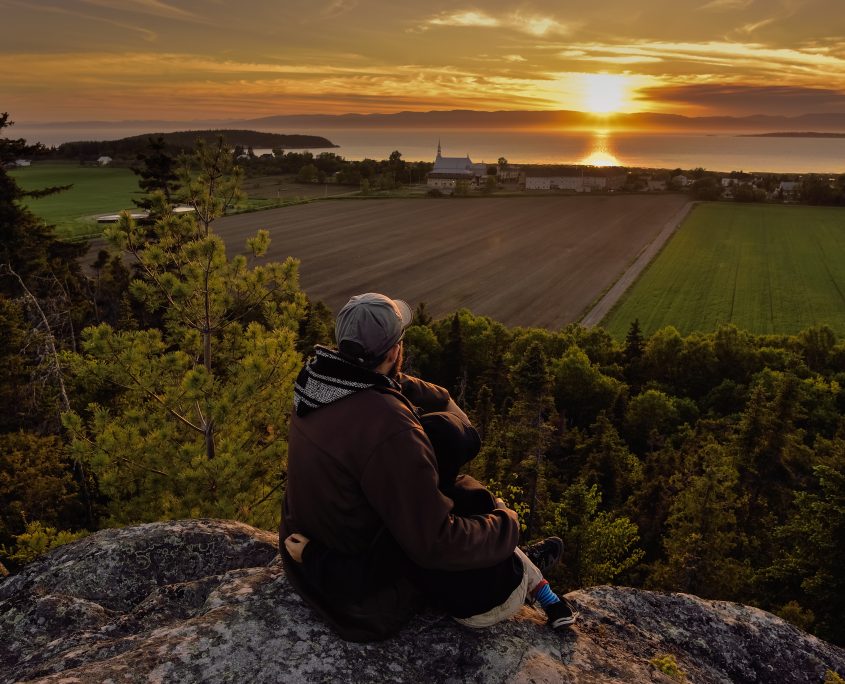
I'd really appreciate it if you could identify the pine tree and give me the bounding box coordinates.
[0,112,89,430]
[63,137,306,528]
[412,301,432,327]
[650,442,749,598]
[507,341,555,537]
[443,312,466,400]
[624,318,644,362]
[132,136,180,212]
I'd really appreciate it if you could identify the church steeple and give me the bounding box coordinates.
[436,139,442,159]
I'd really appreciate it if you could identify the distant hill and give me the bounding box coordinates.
[238,109,845,133]
[54,129,337,160]
[742,131,845,138]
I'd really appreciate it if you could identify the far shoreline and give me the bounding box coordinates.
[740,131,845,139]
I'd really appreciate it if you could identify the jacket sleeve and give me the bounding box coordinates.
[359,423,519,572]
[398,373,470,423]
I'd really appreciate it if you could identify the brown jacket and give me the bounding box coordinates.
[282,374,519,571]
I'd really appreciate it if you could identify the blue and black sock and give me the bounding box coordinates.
[532,579,561,608]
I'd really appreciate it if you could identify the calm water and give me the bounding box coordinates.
[13,124,845,174]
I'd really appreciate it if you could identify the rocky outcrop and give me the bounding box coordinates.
[1,519,843,683]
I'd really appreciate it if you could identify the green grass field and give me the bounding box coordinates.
[11,162,140,238]
[603,203,845,337]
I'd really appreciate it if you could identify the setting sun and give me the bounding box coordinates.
[581,74,630,114]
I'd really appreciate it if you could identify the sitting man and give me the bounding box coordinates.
[279,293,575,641]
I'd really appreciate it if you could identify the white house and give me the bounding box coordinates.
[523,166,627,192]
[778,181,800,201]
[15,159,31,167]
[97,156,113,166]
[426,141,488,192]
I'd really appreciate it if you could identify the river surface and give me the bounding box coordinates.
[13,124,845,174]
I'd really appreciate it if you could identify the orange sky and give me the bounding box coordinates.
[2,0,844,122]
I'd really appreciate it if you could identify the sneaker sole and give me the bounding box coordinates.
[550,611,579,629]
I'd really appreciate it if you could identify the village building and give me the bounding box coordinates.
[522,166,627,192]
[14,159,31,167]
[426,141,488,192]
[778,180,800,201]
[97,156,113,166]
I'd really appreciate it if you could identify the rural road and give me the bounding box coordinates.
[579,201,695,327]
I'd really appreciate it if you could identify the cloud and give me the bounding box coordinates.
[428,11,499,28]
[425,9,567,37]
[575,55,663,64]
[563,40,845,79]
[504,54,527,62]
[2,1,160,41]
[321,0,358,18]
[698,0,754,10]
[80,0,196,20]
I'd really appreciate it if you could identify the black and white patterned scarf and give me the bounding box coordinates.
[293,346,400,417]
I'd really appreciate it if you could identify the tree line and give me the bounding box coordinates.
[1,114,843,647]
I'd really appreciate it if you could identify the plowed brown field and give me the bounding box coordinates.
[215,195,689,328]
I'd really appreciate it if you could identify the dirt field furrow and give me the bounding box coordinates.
[209,195,690,328]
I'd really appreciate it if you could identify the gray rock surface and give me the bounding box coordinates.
[1,519,843,683]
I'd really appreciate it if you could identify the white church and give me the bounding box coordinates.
[426,141,488,192]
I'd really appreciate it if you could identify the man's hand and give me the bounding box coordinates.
[284,533,310,563]
[494,497,508,510]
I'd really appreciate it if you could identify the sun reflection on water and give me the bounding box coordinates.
[579,132,623,167]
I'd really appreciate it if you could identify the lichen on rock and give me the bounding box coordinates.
[1,519,843,683]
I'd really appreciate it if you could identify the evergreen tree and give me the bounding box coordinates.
[412,301,432,327]
[297,299,334,355]
[767,463,845,644]
[63,137,306,528]
[650,442,749,598]
[0,113,89,430]
[132,136,180,212]
[577,414,642,511]
[624,318,644,362]
[443,312,466,401]
[507,341,555,537]
[543,482,643,587]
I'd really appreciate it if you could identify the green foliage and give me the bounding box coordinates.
[649,654,686,682]
[651,442,750,598]
[0,432,89,559]
[624,389,680,453]
[825,671,845,684]
[776,600,815,632]
[63,137,306,529]
[2,521,88,565]
[766,462,845,644]
[543,483,644,586]
[132,136,180,211]
[552,346,625,428]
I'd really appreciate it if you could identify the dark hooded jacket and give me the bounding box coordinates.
[280,347,519,640]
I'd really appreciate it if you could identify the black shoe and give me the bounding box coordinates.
[544,598,577,629]
[523,536,564,574]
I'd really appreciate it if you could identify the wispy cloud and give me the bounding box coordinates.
[80,0,196,20]
[2,1,159,41]
[321,0,358,18]
[698,0,754,10]
[425,9,568,37]
[428,11,499,28]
